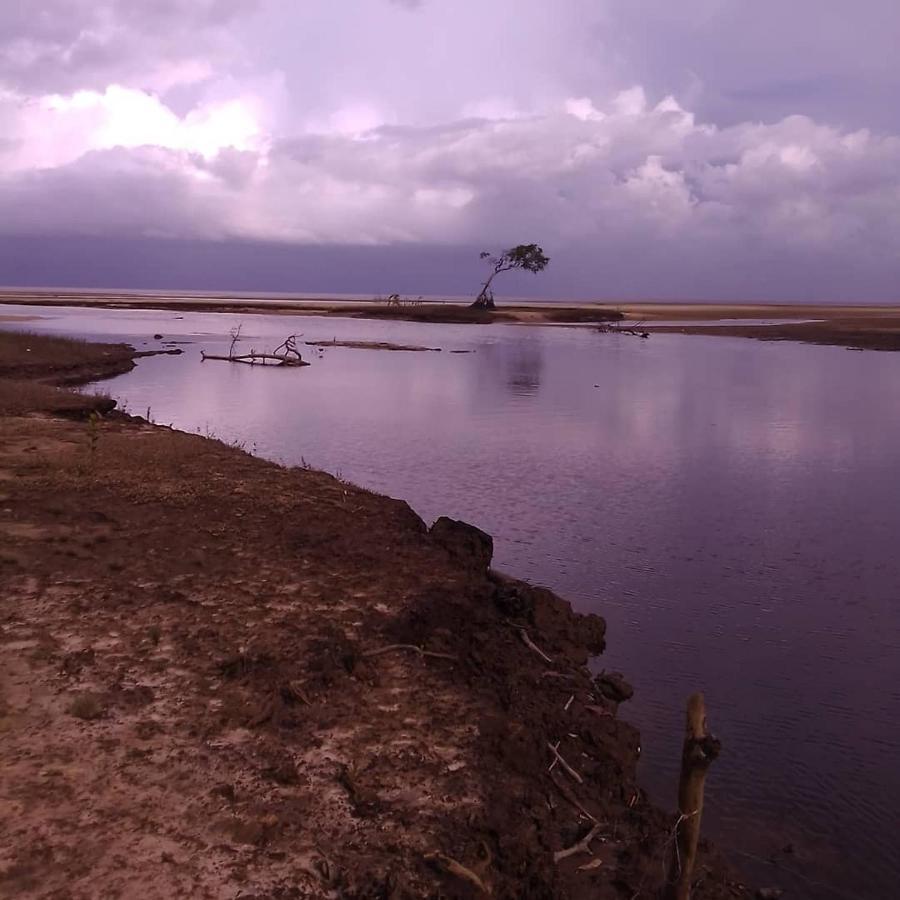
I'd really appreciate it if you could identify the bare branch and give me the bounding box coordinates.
[425,852,491,895]
[554,823,604,863]
[547,741,583,784]
[548,771,598,823]
[506,621,553,663]
[362,644,457,662]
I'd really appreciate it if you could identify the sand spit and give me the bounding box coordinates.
[3,290,900,349]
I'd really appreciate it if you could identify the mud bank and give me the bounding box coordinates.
[4,291,900,351]
[0,335,751,898]
[0,293,625,327]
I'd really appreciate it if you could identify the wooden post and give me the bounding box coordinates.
[664,692,721,900]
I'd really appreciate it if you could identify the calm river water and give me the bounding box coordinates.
[6,304,899,899]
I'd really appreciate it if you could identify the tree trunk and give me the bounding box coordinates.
[470,273,497,309]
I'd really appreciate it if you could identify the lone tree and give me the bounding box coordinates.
[471,243,550,309]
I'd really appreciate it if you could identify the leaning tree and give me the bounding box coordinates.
[470,243,550,309]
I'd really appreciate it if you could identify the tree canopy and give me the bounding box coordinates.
[472,243,550,308]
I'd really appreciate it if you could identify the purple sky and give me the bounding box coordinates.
[2,1,899,301]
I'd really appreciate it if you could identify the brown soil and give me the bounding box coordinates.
[619,303,900,351]
[0,333,751,898]
[644,320,900,351]
[0,331,137,385]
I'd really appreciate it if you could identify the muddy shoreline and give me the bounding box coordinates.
[0,334,752,898]
[3,290,900,350]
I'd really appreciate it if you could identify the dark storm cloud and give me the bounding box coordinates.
[592,0,900,131]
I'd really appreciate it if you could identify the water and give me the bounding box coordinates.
[5,304,899,899]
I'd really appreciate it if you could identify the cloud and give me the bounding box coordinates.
[0,85,266,171]
[0,0,258,95]
[1,0,900,299]
[585,0,900,132]
[3,88,899,289]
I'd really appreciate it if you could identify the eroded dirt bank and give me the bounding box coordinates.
[0,336,751,898]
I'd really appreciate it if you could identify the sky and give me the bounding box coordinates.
[2,0,900,301]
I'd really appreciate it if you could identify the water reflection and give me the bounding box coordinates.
[4,305,900,900]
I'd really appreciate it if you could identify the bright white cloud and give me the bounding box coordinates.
[3,87,899,258]
[1,86,264,171]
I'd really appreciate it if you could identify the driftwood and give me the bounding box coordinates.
[597,321,650,338]
[201,330,310,367]
[201,352,309,366]
[548,769,599,823]
[425,850,492,895]
[554,823,604,863]
[361,644,458,662]
[664,693,721,900]
[547,741,583,784]
[507,621,553,663]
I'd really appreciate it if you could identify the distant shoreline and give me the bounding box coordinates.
[2,290,900,350]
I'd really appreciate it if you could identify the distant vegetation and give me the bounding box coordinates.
[471,244,550,309]
[376,294,425,307]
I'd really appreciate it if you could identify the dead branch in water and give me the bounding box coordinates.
[201,352,309,366]
[201,332,310,367]
[597,320,650,338]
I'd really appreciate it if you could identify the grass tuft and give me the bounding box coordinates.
[68,692,106,721]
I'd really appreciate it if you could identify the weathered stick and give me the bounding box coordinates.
[200,351,309,366]
[425,852,491,895]
[547,741,583,784]
[548,770,599,823]
[361,644,457,662]
[664,693,721,900]
[553,823,604,862]
[201,334,309,367]
[506,621,553,662]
